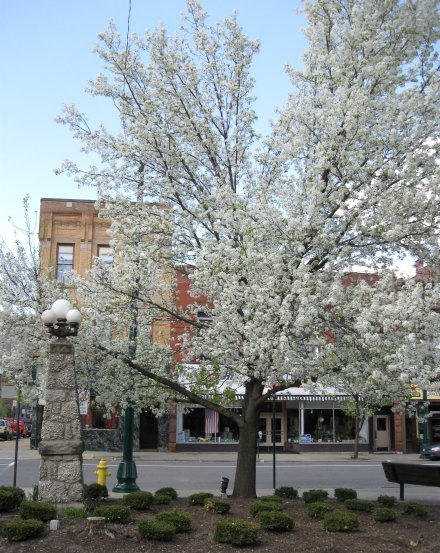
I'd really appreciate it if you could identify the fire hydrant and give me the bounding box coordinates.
[93,458,111,487]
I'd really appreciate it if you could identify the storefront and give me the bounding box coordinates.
[174,390,369,453]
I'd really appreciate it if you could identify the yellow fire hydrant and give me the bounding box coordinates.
[93,458,111,487]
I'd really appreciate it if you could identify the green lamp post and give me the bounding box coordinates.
[113,322,140,493]
[112,404,140,493]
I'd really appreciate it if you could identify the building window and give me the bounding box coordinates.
[97,245,113,265]
[56,244,74,283]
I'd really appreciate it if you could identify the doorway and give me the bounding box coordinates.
[139,410,158,450]
[374,415,390,451]
[258,415,283,445]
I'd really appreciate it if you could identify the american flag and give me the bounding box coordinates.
[205,409,219,435]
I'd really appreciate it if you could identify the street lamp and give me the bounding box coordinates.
[41,299,82,338]
[112,323,140,493]
[39,298,84,502]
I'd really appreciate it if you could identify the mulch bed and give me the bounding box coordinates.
[1,496,440,553]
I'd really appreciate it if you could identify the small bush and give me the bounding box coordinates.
[0,490,21,513]
[123,491,153,510]
[94,505,132,524]
[303,489,329,504]
[344,499,374,512]
[259,510,295,532]
[156,509,192,533]
[249,501,283,517]
[2,519,45,542]
[377,495,397,507]
[83,483,108,500]
[0,486,25,511]
[373,507,397,522]
[402,502,428,517]
[83,483,109,512]
[322,511,359,532]
[64,507,88,519]
[153,493,172,505]
[188,492,213,505]
[19,501,56,522]
[204,497,231,514]
[155,487,178,500]
[334,488,357,502]
[274,486,298,499]
[307,501,334,519]
[260,495,283,503]
[213,519,259,546]
[139,520,175,542]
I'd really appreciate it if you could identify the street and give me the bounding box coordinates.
[1,457,388,492]
[1,438,440,502]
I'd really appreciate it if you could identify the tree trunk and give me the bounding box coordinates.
[231,380,263,498]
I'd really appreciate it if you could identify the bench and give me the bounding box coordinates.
[382,461,440,500]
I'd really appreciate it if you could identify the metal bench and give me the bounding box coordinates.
[382,461,440,500]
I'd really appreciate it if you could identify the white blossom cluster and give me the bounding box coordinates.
[0,197,62,402]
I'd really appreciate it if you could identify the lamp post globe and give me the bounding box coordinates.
[66,309,82,325]
[51,299,73,320]
[41,309,57,325]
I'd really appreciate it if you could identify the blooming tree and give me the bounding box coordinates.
[313,273,440,458]
[0,197,60,405]
[57,0,440,497]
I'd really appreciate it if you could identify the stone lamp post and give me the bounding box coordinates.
[39,299,84,502]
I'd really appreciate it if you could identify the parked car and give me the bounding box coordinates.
[4,418,27,437]
[0,419,13,441]
[421,443,440,460]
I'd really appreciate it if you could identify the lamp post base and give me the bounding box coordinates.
[112,460,140,493]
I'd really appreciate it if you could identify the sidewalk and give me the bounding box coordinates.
[0,437,423,463]
[0,438,420,463]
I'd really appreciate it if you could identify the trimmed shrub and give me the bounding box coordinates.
[0,490,21,513]
[377,495,397,508]
[204,497,231,514]
[249,501,283,517]
[335,488,357,502]
[123,491,154,510]
[139,520,175,542]
[402,502,428,517]
[260,495,283,503]
[373,507,397,522]
[94,505,132,524]
[83,483,109,512]
[155,487,178,500]
[156,509,192,533]
[64,507,87,519]
[259,510,295,532]
[188,492,214,505]
[344,499,375,512]
[322,511,359,532]
[0,486,25,511]
[303,489,329,504]
[83,483,108,500]
[2,519,45,543]
[213,519,259,546]
[19,501,56,522]
[153,493,172,505]
[307,501,334,519]
[274,486,298,499]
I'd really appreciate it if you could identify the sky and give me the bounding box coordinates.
[0,0,306,246]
